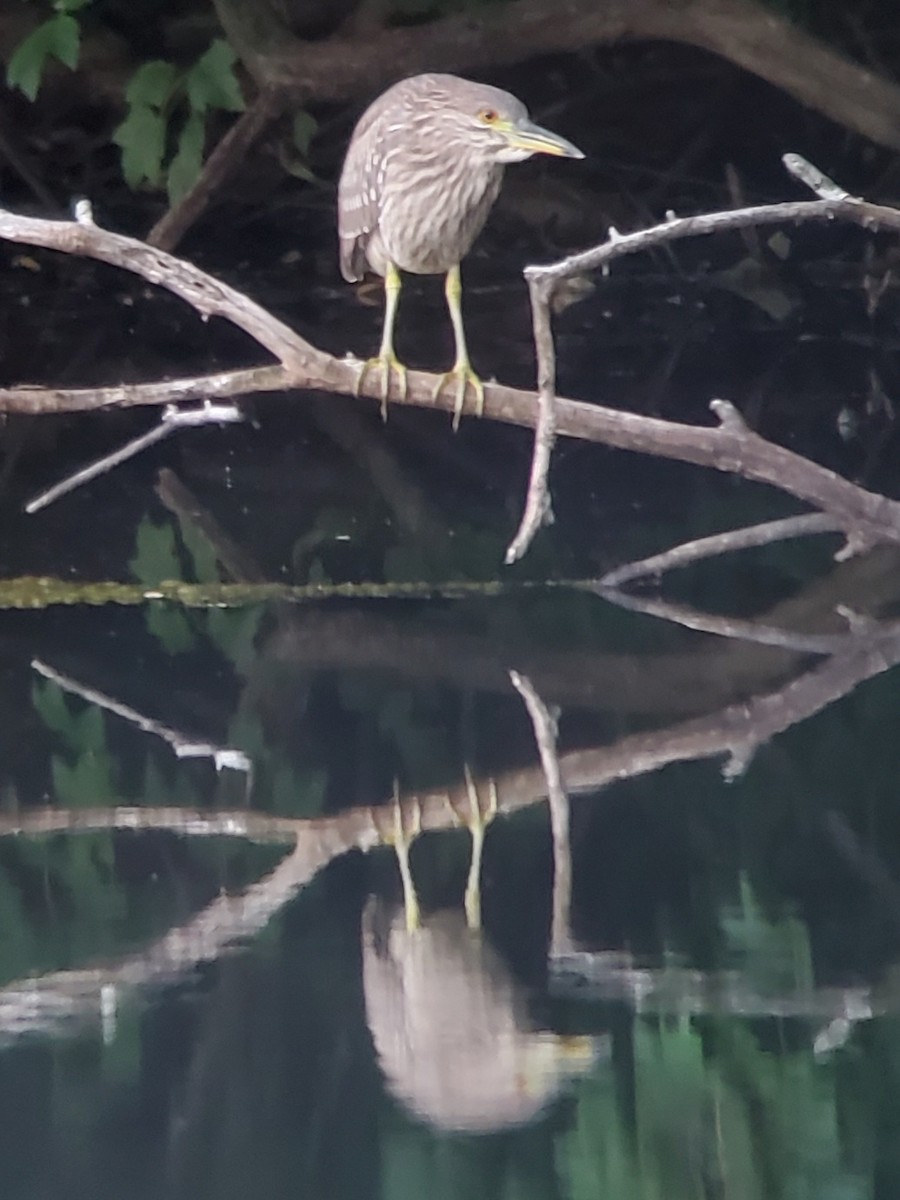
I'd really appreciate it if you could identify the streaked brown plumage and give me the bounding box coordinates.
[338,73,583,426]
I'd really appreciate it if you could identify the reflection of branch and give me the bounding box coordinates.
[0,807,382,1045]
[4,619,900,1042]
[32,658,253,777]
[548,950,880,1022]
[597,589,858,654]
[0,836,307,1046]
[599,513,840,588]
[511,671,572,955]
[263,547,900,716]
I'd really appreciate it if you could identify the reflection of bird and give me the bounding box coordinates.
[338,73,583,426]
[363,778,597,1133]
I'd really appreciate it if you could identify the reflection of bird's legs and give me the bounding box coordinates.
[355,261,408,421]
[391,780,422,932]
[463,767,498,931]
[434,264,485,432]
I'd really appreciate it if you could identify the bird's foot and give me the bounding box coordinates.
[355,353,408,422]
[388,781,423,931]
[433,362,484,432]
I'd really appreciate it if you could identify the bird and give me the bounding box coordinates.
[338,73,584,428]
[363,774,599,1132]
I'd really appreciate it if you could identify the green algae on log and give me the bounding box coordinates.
[0,576,513,608]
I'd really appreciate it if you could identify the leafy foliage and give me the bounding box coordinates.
[8,0,246,200]
[113,39,245,203]
[5,0,91,102]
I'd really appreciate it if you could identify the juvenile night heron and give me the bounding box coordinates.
[364,775,599,1132]
[338,73,583,427]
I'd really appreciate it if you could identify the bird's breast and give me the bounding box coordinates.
[378,160,504,276]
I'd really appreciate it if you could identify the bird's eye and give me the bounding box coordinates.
[478,108,499,124]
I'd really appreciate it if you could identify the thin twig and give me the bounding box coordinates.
[783,153,854,201]
[596,589,861,654]
[25,401,244,513]
[525,195,900,291]
[505,276,558,564]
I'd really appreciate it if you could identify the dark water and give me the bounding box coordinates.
[2,60,900,1200]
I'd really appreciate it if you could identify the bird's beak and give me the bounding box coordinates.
[504,117,584,159]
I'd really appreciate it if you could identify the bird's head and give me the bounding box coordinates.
[425,77,585,165]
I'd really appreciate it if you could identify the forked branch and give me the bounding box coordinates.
[1,157,900,565]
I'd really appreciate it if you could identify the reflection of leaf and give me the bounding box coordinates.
[0,868,39,987]
[147,603,196,655]
[51,750,115,808]
[720,873,812,992]
[269,763,327,817]
[71,703,106,753]
[33,682,109,755]
[206,606,263,672]
[178,514,223,584]
[32,678,76,741]
[130,516,182,583]
[132,515,198,653]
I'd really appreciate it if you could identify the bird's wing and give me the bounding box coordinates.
[338,111,384,283]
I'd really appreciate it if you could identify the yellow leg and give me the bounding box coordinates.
[355,262,408,421]
[462,767,498,931]
[390,780,422,932]
[433,264,485,432]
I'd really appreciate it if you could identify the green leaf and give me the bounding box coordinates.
[113,104,167,189]
[167,111,206,204]
[7,14,81,101]
[54,0,94,13]
[185,39,245,114]
[44,12,79,67]
[125,59,178,109]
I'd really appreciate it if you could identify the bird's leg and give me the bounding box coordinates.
[390,780,422,932]
[355,262,408,421]
[434,264,485,432]
[462,767,498,931]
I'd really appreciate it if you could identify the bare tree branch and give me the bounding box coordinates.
[214,0,900,152]
[3,190,900,558]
